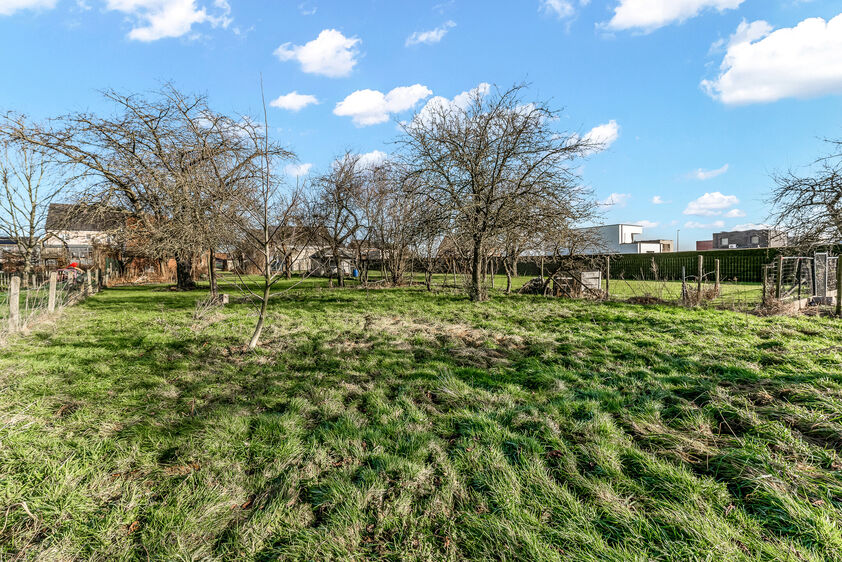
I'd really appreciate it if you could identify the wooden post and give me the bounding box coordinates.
[681,266,687,304]
[775,255,783,300]
[714,259,720,296]
[48,271,57,313]
[86,270,92,295]
[762,265,768,305]
[9,276,20,331]
[836,257,842,316]
[605,255,610,298]
[697,254,704,300]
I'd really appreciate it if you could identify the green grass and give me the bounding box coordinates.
[1,282,840,560]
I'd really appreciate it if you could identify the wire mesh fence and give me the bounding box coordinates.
[1,269,95,338]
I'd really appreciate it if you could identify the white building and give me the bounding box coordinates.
[578,224,668,254]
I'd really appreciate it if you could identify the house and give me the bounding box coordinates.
[696,240,714,251]
[43,203,124,267]
[577,224,670,254]
[712,228,787,250]
[309,248,355,276]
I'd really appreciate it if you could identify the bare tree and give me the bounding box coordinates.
[0,141,72,278]
[310,152,365,288]
[770,139,842,248]
[398,83,597,301]
[3,85,265,291]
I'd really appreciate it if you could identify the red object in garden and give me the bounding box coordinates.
[69,262,79,268]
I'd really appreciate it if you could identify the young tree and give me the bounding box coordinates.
[0,142,72,279]
[398,83,597,301]
[770,139,842,248]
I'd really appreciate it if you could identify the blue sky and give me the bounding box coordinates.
[1,0,841,248]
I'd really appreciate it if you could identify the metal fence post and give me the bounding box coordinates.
[48,271,57,313]
[836,257,842,316]
[681,266,687,304]
[605,255,610,299]
[776,255,783,300]
[9,276,20,331]
[697,255,704,300]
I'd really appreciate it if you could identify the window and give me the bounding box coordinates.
[750,235,759,245]
[720,237,729,247]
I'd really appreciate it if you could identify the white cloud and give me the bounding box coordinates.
[702,15,842,105]
[683,191,739,216]
[105,0,232,41]
[412,82,491,126]
[270,91,319,112]
[582,120,620,153]
[604,0,744,33]
[275,29,360,78]
[635,220,659,228]
[406,20,455,46]
[651,195,669,204]
[725,208,746,218]
[689,163,729,180]
[335,85,432,126]
[358,150,388,169]
[733,223,772,231]
[284,163,312,177]
[601,192,631,207]
[297,1,316,16]
[0,0,55,16]
[684,220,726,229]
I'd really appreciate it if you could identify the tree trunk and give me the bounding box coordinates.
[425,270,432,291]
[208,248,218,299]
[248,279,271,350]
[504,259,513,294]
[176,255,197,290]
[469,243,486,301]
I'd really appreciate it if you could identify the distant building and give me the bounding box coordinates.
[578,224,670,254]
[696,240,713,251]
[712,228,787,250]
[43,203,124,267]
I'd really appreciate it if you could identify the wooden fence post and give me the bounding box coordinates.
[9,276,20,331]
[48,271,57,313]
[714,259,721,296]
[762,265,768,305]
[775,256,783,300]
[836,257,842,316]
[681,266,687,304]
[86,270,92,295]
[697,254,704,300]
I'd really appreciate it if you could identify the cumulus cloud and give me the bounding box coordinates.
[689,163,729,180]
[411,82,491,126]
[334,85,432,127]
[601,193,631,207]
[702,14,842,105]
[604,0,744,33]
[284,163,312,177]
[725,208,746,218]
[105,0,232,42]
[685,220,725,229]
[0,0,56,16]
[358,150,388,169]
[635,220,659,228]
[582,120,620,153]
[651,195,669,204]
[270,91,319,111]
[683,192,739,216]
[275,29,360,78]
[405,20,455,46]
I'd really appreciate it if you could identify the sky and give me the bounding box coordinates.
[1,0,841,249]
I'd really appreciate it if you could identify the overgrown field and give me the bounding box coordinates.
[1,283,841,560]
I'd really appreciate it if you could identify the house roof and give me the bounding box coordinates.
[45,203,125,232]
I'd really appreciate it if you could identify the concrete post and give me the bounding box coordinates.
[9,276,20,330]
[48,271,57,313]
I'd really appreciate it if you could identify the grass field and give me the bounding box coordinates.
[1,282,841,560]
